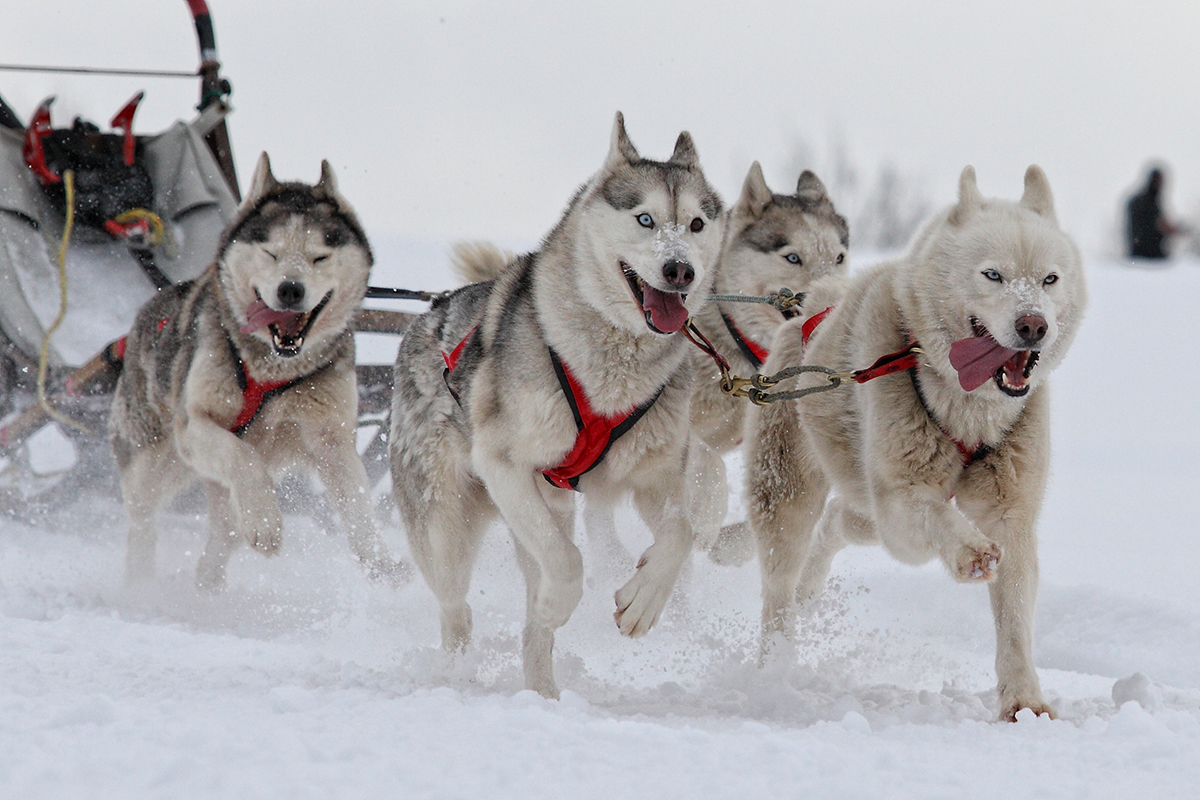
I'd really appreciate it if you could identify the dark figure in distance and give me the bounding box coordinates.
[1127,168,1182,259]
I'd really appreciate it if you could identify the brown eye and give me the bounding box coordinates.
[836,253,845,264]
[690,217,704,233]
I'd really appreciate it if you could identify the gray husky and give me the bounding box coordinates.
[745,166,1087,720]
[389,113,725,698]
[110,153,404,589]
[685,163,849,560]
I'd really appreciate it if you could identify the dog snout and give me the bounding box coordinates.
[277,280,306,309]
[662,260,695,290]
[1015,314,1047,346]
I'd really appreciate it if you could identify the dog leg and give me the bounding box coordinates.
[583,499,633,576]
[476,460,583,632]
[870,480,1002,583]
[613,476,692,637]
[794,497,860,606]
[513,537,561,699]
[176,416,283,556]
[312,433,409,586]
[685,435,727,554]
[958,392,1053,721]
[196,482,239,591]
[117,439,176,584]
[745,398,829,656]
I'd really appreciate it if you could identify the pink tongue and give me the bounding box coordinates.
[241,299,305,336]
[641,285,689,333]
[948,334,1020,392]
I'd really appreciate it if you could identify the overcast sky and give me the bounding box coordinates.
[3,1,1199,254]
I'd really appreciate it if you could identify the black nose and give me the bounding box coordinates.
[662,260,694,290]
[277,280,306,309]
[1015,314,1047,345]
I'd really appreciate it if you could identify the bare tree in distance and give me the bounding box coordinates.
[778,133,930,254]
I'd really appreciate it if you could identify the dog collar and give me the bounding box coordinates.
[719,311,769,369]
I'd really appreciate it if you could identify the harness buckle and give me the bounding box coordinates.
[720,375,755,398]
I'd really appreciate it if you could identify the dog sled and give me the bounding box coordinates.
[0,1,409,517]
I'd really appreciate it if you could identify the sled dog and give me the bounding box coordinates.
[745,166,1087,720]
[390,113,725,698]
[685,163,849,561]
[110,153,404,589]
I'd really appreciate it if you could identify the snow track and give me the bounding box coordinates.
[2,250,1199,798]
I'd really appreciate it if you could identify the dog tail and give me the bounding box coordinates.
[450,241,515,284]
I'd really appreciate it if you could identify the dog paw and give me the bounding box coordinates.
[242,509,283,555]
[613,562,674,637]
[1000,696,1055,722]
[532,575,583,630]
[949,539,1002,582]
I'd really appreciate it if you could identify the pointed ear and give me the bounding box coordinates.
[603,111,640,171]
[948,165,982,225]
[315,159,339,198]
[1020,165,1057,223]
[668,131,698,168]
[243,152,279,207]
[795,169,829,201]
[734,161,774,219]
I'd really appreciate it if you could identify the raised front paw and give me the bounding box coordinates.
[241,505,283,555]
[949,539,1002,582]
[613,558,675,638]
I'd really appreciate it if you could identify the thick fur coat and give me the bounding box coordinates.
[745,166,1087,720]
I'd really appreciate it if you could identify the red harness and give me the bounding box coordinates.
[441,329,662,491]
[719,312,769,369]
[802,306,988,468]
[225,338,306,437]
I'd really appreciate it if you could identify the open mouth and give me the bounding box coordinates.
[947,318,1039,396]
[241,289,333,357]
[620,261,689,334]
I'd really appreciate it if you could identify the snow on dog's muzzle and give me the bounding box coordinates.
[949,319,1039,396]
[621,261,689,334]
[242,290,333,357]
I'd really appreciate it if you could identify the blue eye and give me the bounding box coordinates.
[982,269,1002,281]
[636,213,654,228]
[1043,273,1058,286]
[785,253,801,265]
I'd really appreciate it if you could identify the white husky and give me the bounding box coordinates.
[745,166,1087,720]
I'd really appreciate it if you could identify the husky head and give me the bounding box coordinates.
[719,162,848,322]
[218,153,371,359]
[569,113,725,336]
[903,166,1087,398]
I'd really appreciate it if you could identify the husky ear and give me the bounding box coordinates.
[948,165,982,225]
[604,111,640,171]
[668,131,699,168]
[1020,165,1057,223]
[734,161,774,219]
[315,159,339,198]
[243,152,279,206]
[795,170,829,201]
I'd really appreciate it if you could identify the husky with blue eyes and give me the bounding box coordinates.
[389,113,725,698]
[745,166,1087,721]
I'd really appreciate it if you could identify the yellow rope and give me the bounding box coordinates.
[36,170,92,435]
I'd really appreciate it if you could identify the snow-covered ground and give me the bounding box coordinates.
[2,247,1200,799]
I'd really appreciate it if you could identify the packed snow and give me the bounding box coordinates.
[2,247,1200,799]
